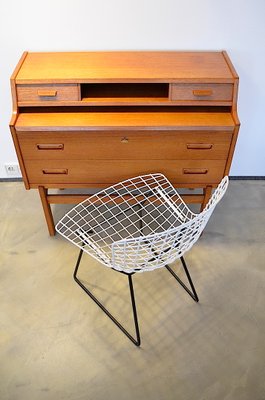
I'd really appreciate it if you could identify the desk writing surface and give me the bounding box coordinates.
[15,112,235,131]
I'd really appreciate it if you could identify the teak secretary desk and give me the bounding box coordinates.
[10,51,240,236]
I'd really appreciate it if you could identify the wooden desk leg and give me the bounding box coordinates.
[38,186,55,236]
[200,185,213,212]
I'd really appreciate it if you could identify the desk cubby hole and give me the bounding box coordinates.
[81,83,169,101]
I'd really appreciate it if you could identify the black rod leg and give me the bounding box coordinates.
[128,274,141,346]
[180,256,199,302]
[165,256,199,302]
[73,248,84,279]
[73,251,141,346]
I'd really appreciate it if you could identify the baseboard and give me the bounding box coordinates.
[229,176,265,180]
[0,176,264,183]
[0,177,23,182]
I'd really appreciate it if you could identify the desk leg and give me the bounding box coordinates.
[38,186,55,236]
[200,185,213,212]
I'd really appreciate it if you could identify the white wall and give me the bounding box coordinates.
[0,0,264,177]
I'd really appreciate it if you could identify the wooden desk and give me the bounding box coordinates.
[10,51,240,235]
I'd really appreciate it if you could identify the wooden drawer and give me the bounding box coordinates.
[170,84,233,102]
[17,84,80,103]
[17,131,232,160]
[24,159,226,185]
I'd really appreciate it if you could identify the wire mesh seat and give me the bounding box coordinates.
[56,173,229,346]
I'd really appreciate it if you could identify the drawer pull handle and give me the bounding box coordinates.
[121,137,129,143]
[42,169,68,175]
[187,143,213,150]
[183,168,208,175]
[192,90,213,97]
[37,144,64,150]
[37,90,57,97]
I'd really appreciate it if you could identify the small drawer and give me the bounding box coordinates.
[17,84,80,103]
[170,84,233,102]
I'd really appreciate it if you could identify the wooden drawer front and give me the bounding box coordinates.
[24,159,226,185]
[17,84,80,103]
[17,131,232,160]
[170,84,233,102]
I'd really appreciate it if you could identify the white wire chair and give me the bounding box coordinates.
[56,173,229,346]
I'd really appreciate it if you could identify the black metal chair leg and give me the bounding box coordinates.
[165,256,199,302]
[128,274,141,345]
[73,248,141,346]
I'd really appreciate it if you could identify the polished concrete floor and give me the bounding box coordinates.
[0,180,265,400]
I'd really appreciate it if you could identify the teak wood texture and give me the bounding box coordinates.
[10,51,240,235]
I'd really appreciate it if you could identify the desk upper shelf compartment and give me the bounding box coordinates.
[13,51,238,107]
[81,83,169,104]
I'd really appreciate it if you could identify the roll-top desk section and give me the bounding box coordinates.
[10,51,240,235]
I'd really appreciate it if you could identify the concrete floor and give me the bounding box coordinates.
[0,180,265,400]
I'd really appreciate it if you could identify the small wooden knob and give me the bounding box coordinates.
[37,90,57,97]
[183,168,208,175]
[42,169,68,175]
[187,143,213,150]
[192,89,213,97]
[37,143,64,150]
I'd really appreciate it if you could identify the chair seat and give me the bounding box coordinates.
[56,174,196,269]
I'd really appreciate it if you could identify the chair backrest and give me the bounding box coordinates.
[112,176,229,273]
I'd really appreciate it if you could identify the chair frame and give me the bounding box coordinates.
[56,173,228,346]
[73,248,198,347]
